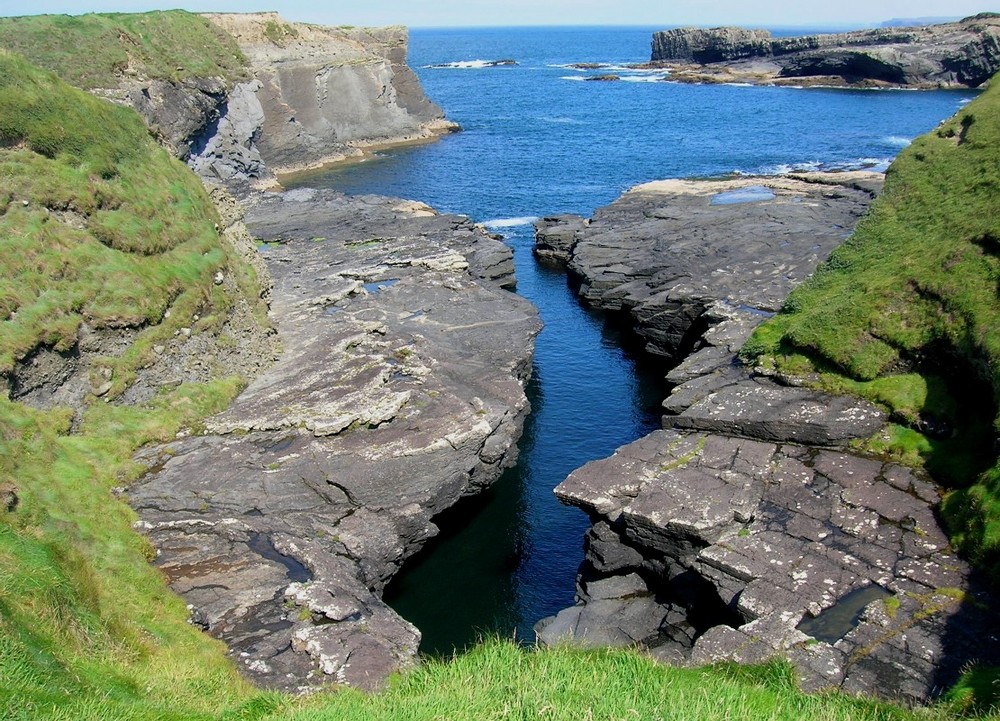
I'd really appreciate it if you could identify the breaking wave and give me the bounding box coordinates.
[481,216,540,229]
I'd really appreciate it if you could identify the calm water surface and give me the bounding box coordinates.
[285,26,977,653]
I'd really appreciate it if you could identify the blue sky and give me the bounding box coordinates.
[1,1,998,27]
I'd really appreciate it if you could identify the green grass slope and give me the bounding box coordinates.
[268,639,956,721]
[0,10,247,90]
[742,79,1000,583]
[0,51,268,718]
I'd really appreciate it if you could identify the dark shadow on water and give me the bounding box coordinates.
[382,372,540,657]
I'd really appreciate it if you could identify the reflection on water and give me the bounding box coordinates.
[797,584,893,644]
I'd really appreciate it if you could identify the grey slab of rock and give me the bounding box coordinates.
[536,175,878,359]
[129,190,540,691]
[533,214,589,264]
[547,427,1000,704]
[672,377,886,446]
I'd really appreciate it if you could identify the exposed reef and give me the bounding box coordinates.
[648,14,1000,88]
[533,173,1000,703]
[130,190,539,690]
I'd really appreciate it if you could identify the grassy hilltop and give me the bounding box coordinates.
[0,10,247,89]
[0,9,999,720]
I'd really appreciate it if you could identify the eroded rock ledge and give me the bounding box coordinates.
[533,175,999,703]
[535,173,881,361]
[129,190,539,691]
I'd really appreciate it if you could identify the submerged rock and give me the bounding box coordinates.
[130,190,540,691]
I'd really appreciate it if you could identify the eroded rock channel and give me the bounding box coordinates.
[130,190,540,690]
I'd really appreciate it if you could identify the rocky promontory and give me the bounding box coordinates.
[0,11,457,194]
[535,174,880,361]
[533,173,1000,703]
[130,190,539,690]
[649,13,1000,87]
[195,14,458,185]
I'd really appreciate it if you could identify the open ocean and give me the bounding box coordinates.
[285,26,978,654]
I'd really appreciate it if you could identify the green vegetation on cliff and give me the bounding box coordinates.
[742,78,1000,585]
[0,10,247,89]
[0,51,265,717]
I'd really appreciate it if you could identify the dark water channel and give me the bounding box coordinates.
[381,234,666,653]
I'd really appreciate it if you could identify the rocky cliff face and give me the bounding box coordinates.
[88,13,454,193]
[191,14,456,188]
[650,13,1000,87]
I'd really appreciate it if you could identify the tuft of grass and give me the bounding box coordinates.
[262,19,299,47]
[0,51,265,390]
[741,72,1000,594]
[0,10,248,90]
[268,638,938,721]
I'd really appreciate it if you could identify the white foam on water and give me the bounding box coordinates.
[882,135,912,147]
[620,75,667,83]
[746,156,894,176]
[424,60,508,69]
[540,116,587,125]
[481,216,540,229]
[560,75,587,81]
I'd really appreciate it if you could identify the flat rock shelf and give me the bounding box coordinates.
[129,189,540,691]
[533,173,1000,705]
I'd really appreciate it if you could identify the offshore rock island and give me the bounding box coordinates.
[647,13,1000,87]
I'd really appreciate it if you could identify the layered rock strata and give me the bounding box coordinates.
[534,174,880,361]
[193,14,457,187]
[543,420,999,702]
[534,175,1000,702]
[89,13,454,192]
[649,14,1000,87]
[129,190,539,690]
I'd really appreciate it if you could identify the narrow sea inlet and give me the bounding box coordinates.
[283,26,978,653]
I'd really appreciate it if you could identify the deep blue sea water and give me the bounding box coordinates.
[285,27,978,654]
